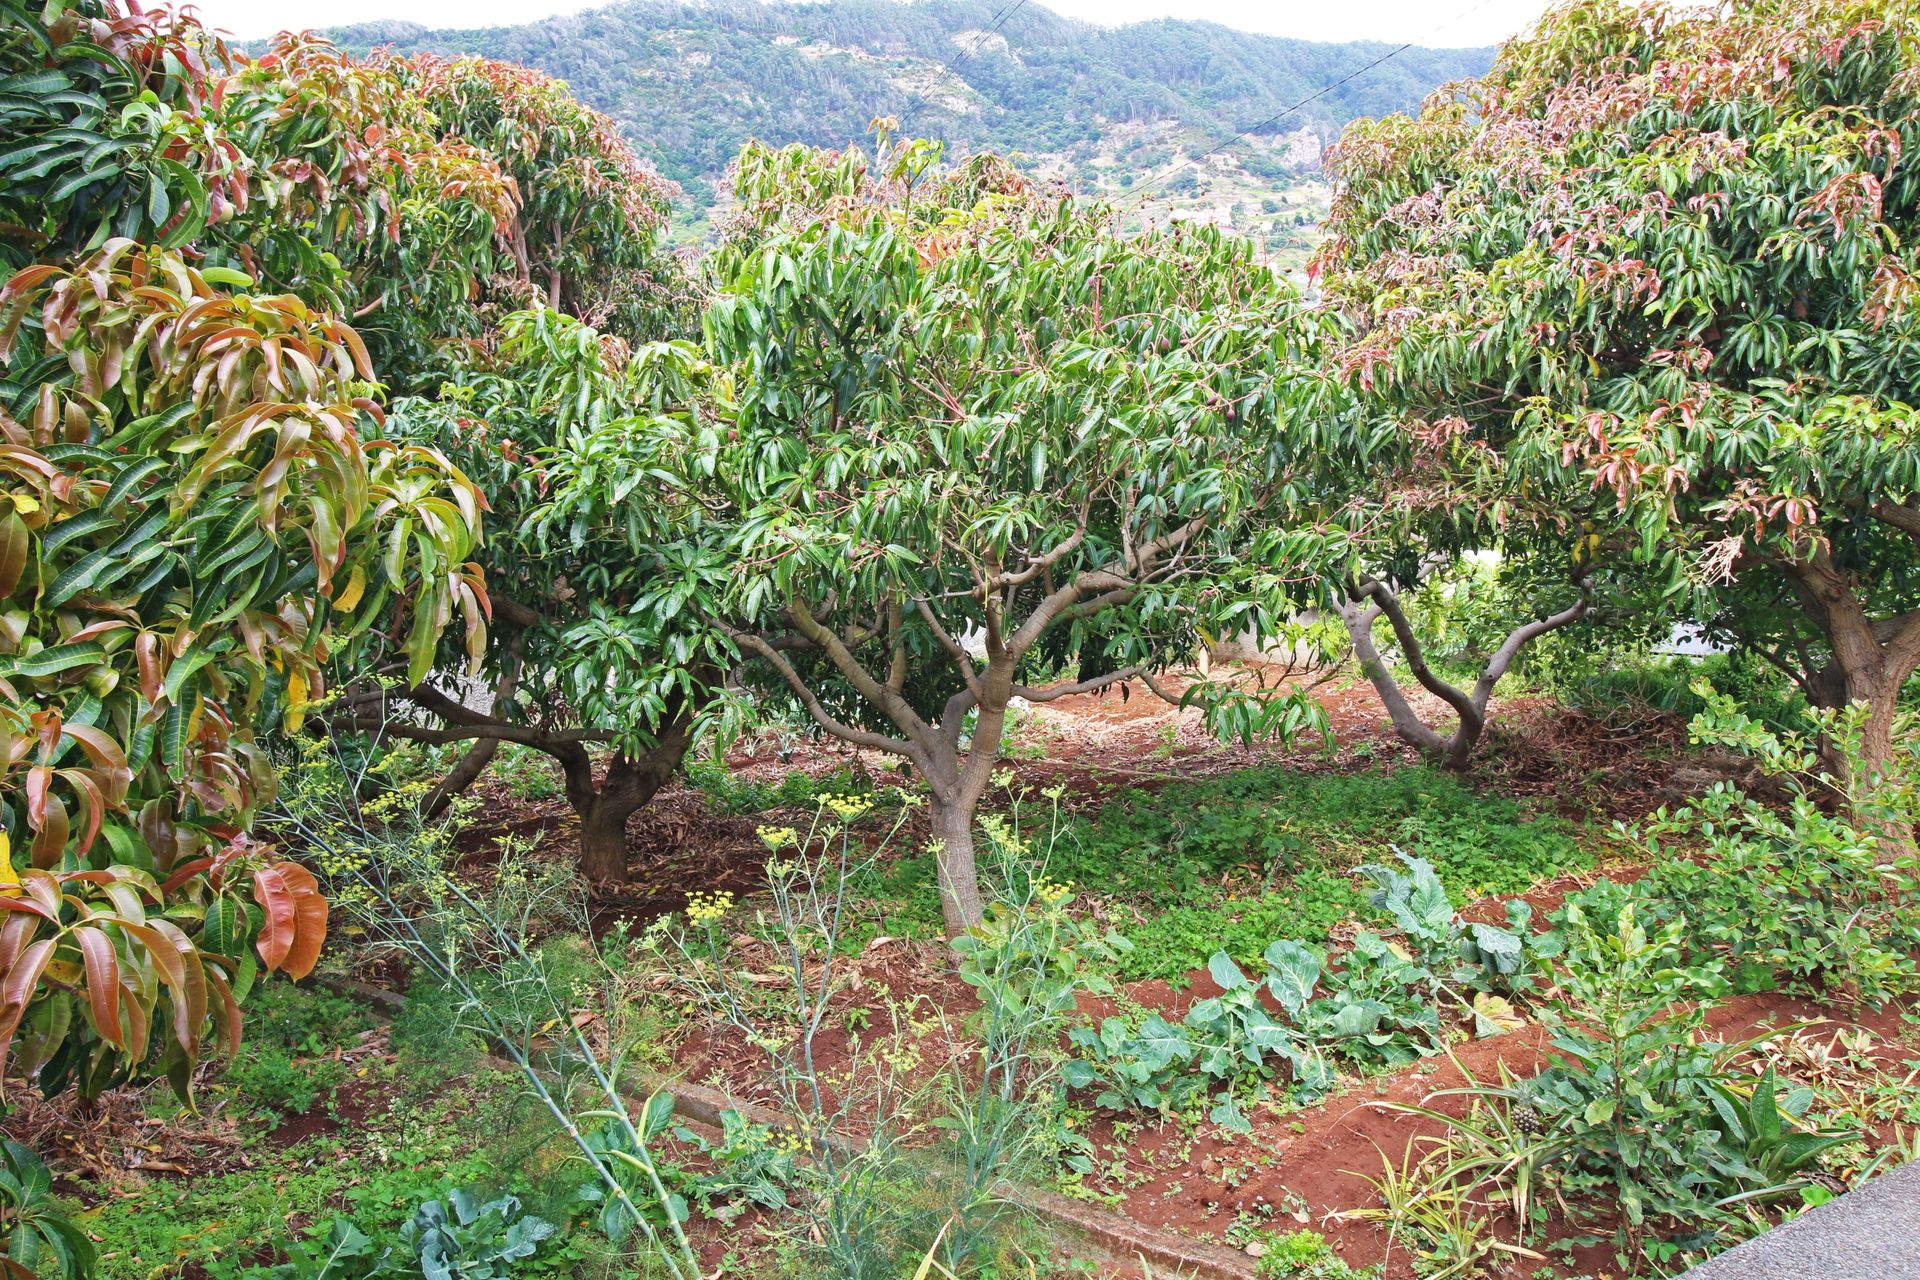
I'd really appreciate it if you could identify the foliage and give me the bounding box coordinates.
[3,0,697,890]
[1310,931,1447,1067]
[265,1190,557,1280]
[938,800,1124,1268]
[650,792,935,1277]
[1070,856,1546,1123]
[1355,853,1532,995]
[372,310,732,878]
[682,760,876,815]
[1526,901,1755,1237]
[1565,648,1807,732]
[1708,1065,1855,1188]
[1052,765,1588,981]
[399,1190,557,1280]
[1318,0,1920,772]
[0,1140,92,1280]
[408,316,723,712]
[649,131,1357,932]
[0,0,491,1110]
[652,786,1107,1275]
[1608,687,1920,1004]
[1371,895,1857,1270]
[671,1109,804,1222]
[286,37,700,880]
[1352,682,1912,1267]
[1068,930,1438,1118]
[0,2,526,390]
[1251,1228,1376,1279]
[1065,1011,1207,1117]
[402,54,684,343]
[82,1029,564,1280]
[1394,555,1666,697]
[1348,1115,1547,1280]
[225,1045,350,1126]
[266,724,704,1280]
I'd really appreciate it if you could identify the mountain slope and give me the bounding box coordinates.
[332,0,1493,235]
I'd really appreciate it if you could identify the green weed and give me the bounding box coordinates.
[1056,765,1592,980]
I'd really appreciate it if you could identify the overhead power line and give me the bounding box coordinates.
[891,0,1031,136]
[1122,0,1504,210]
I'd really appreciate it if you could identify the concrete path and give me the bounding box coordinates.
[1682,1160,1920,1279]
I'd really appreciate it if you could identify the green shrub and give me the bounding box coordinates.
[800,765,1594,974]
[1605,688,1920,1006]
[219,985,369,1124]
[1252,1227,1376,1278]
[1067,859,1537,1122]
[491,744,566,804]
[386,980,488,1086]
[226,1048,350,1125]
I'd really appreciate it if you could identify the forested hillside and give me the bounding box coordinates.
[328,0,1494,238]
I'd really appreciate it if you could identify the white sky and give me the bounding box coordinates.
[185,0,1551,49]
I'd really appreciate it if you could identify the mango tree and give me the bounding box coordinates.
[326,61,700,879]
[656,140,1362,935]
[1315,0,1920,779]
[367,313,733,881]
[0,0,485,1104]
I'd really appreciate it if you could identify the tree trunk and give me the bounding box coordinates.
[1785,566,1917,790]
[422,736,503,819]
[1441,729,1480,773]
[556,716,696,883]
[1337,576,1587,772]
[1802,645,1911,788]
[577,785,640,883]
[1834,666,1904,788]
[929,794,983,938]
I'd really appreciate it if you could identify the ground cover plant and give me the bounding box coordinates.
[1046,764,1590,981]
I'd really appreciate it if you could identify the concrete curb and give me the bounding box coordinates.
[317,978,1255,1279]
[1677,1158,1920,1279]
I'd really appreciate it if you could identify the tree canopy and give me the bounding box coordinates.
[593,136,1368,933]
[0,0,484,1101]
[1316,0,1920,773]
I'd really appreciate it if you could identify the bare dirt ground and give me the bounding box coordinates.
[450,664,1702,934]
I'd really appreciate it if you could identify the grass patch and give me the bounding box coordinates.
[1064,765,1594,980]
[821,764,1597,980]
[76,985,616,1280]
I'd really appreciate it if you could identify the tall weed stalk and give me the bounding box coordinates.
[266,717,703,1280]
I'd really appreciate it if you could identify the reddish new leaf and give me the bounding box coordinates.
[73,925,124,1048]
